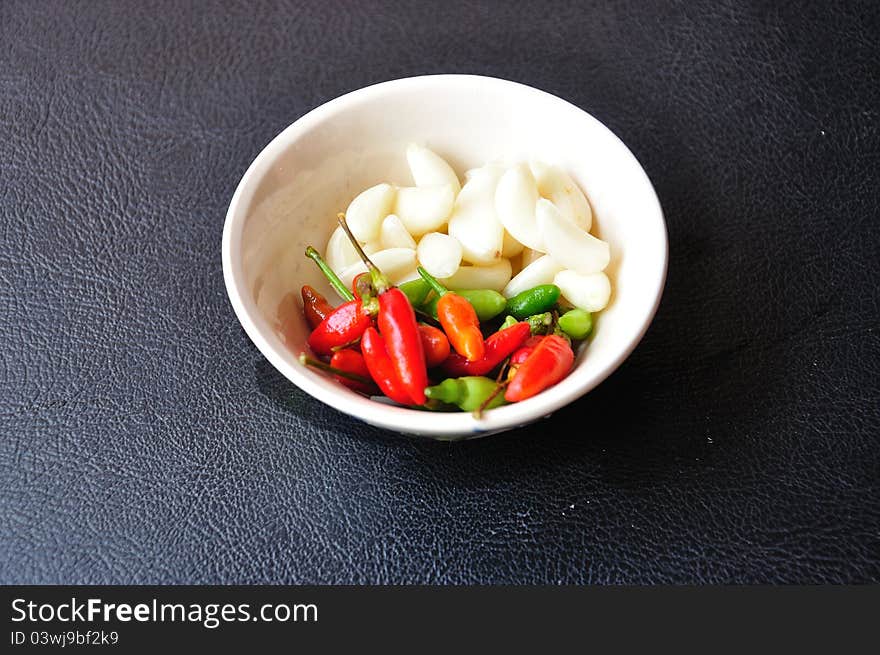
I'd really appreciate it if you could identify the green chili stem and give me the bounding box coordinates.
[299,354,372,385]
[305,246,353,302]
[416,266,448,297]
[336,213,390,293]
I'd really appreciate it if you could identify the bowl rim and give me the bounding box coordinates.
[222,73,668,438]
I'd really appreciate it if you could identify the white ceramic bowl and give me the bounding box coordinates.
[222,74,667,440]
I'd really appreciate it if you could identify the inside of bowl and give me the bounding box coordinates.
[229,76,665,431]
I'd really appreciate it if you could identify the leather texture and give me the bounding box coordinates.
[1,0,878,584]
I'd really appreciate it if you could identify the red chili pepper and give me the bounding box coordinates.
[376,288,428,405]
[510,335,545,366]
[442,321,531,377]
[329,349,375,394]
[301,285,334,329]
[360,327,414,405]
[506,335,544,381]
[337,215,428,405]
[505,334,574,402]
[418,324,451,368]
[300,353,375,395]
[306,299,372,356]
[417,267,485,361]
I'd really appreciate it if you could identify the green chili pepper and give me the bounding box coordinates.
[398,278,431,307]
[526,311,554,335]
[499,315,518,330]
[421,289,507,322]
[505,284,561,319]
[423,376,507,412]
[558,308,593,340]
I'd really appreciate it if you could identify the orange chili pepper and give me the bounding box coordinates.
[417,267,485,362]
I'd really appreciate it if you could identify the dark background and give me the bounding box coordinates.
[1,0,877,584]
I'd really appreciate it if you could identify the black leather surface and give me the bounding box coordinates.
[1,1,878,584]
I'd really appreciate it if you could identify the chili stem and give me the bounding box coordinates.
[416,266,448,297]
[330,338,362,352]
[473,380,508,419]
[495,356,511,383]
[299,354,373,385]
[336,213,390,293]
[305,246,354,301]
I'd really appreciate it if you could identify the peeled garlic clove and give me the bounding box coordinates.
[495,164,543,251]
[536,199,609,274]
[502,255,564,298]
[345,183,396,243]
[406,143,461,194]
[417,232,462,279]
[380,214,417,250]
[501,230,524,258]
[363,241,382,255]
[447,166,505,265]
[554,270,611,312]
[439,258,512,292]
[338,248,417,289]
[520,247,545,267]
[392,268,422,285]
[325,225,362,273]
[530,161,592,231]
[394,185,455,237]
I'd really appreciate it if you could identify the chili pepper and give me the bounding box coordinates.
[505,334,574,402]
[506,335,544,380]
[442,321,531,377]
[299,353,375,394]
[376,287,428,404]
[510,335,544,366]
[558,308,593,340]
[329,349,375,394]
[306,299,372,356]
[352,271,372,298]
[424,376,507,412]
[305,246,354,302]
[418,324,451,368]
[526,311,554,335]
[352,271,380,315]
[338,215,428,405]
[398,278,432,307]
[505,284,561,319]
[420,288,507,323]
[360,326,415,406]
[417,267,485,362]
[301,285,333,329]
